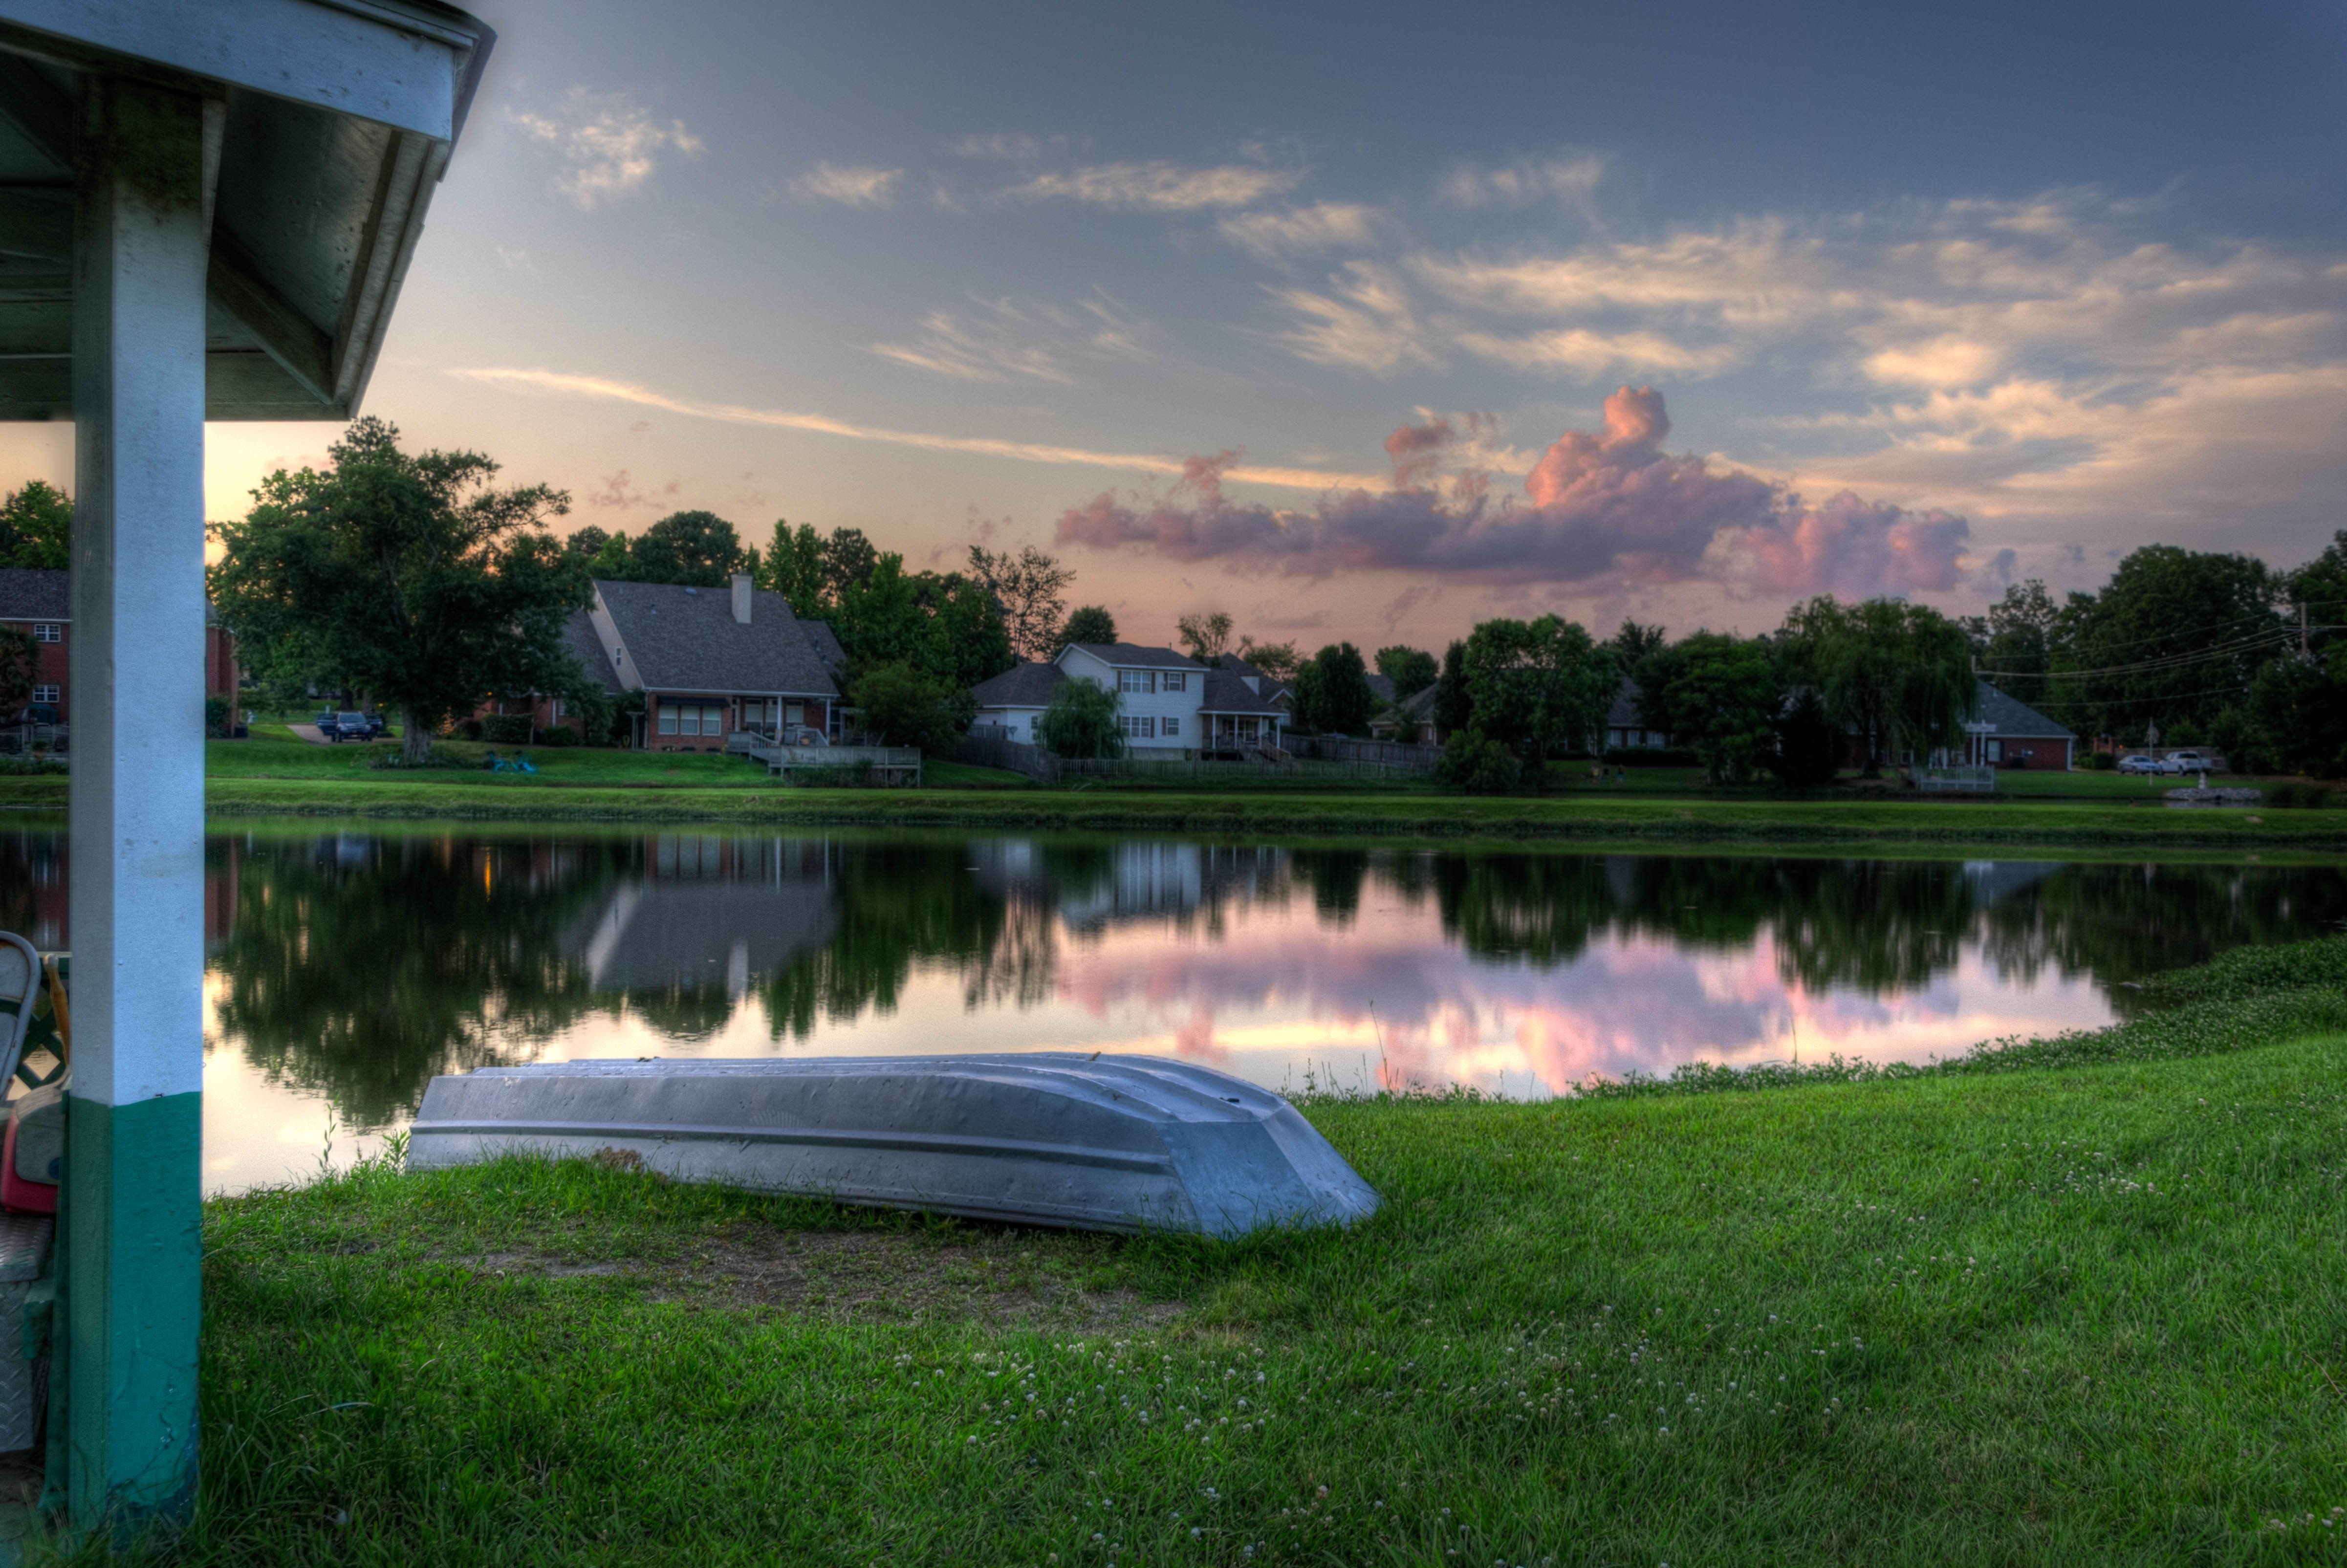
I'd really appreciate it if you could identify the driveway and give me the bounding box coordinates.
[287,723,332,745]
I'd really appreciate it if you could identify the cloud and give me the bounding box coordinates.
[449,365,1382,491]
[1218,202,1381,259]
[1008,161,1299,211]
[1054,385,1970,597]
[787,162,902,208]
[867,292,1168,385]
[1266,261,1435,373]
[951,132,1048,161]
[510,88,702,209]
[585,469,682,511]
[1437,152,1609,210]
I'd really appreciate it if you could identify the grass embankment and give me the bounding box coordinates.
[165,940,2347,1565]
[4,726,2341,846]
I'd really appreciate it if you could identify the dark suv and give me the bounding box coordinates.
[325,711,374,742]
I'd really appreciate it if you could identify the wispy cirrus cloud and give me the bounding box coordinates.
[1436,151,1609,210]
[1266,261,1435,374]
[868,293,1167,384]
[449,366,1380,491]
[787,162,903,208]
[1218,202,1382,259]
[1054,386,1973,598]
[510,88,702,209]
[1008,160,1299,211]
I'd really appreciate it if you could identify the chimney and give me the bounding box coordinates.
[731,572,753,624]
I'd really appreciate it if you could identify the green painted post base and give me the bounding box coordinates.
[62,1092,201,1536]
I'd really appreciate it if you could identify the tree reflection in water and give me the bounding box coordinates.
[0,829,2340,1136]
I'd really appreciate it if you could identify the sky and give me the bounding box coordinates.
[10,0,2347,653]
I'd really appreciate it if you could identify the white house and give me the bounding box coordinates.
[973,642,1288,758]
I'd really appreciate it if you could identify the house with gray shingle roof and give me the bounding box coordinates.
[1965,680,2075,770]
[1,567,241,729]
[971,642,1289,756]
[586,573,845,750]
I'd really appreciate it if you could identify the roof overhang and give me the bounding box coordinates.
[0,0,493,421]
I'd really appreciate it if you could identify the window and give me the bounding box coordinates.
[1117,669,1151,694]
[1161,672,1185,692]
[30,685,57,704]
[658,705,678,736]
[31,624,58,643]
[1118,715,1154,739]
[785,702,804,727]
[1160,716,1178,737]
[1985,740,2004,763]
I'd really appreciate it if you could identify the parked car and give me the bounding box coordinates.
[2164,749,2213,774]
[323,711,374,742]
[361,711,387,739]
[2116,754,2162,775]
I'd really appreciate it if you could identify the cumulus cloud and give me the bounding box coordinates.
[1218,202,1381,258]
[788,162,902,208]
[1008,160,1299,211]
[511,88,702,209]
[1055,385,1970,597]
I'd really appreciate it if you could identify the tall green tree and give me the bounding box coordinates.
[1965,580,2059,710]
[1374,644,1438,697]
[1458,615,1617,766]
[1780,597,1973,776]
[822,527,880,603]
[565,525,609,560]
[1291,642,1377,735]
[761,521,827,615]
[630,510,745,586]
[1608,618,1667,664]
[0,479,70,569]
[1432,640,1472,737]
[969,544,1075,661]
[1058,605,1119,651]
[2247,529,2347,776]
[2050,545,2281,740]
[207,418,586,763]
[1633,632,1781,784]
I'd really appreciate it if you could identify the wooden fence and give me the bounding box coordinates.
[1285,734,1441,770]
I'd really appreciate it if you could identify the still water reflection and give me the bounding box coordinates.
[3,828,2341,1193]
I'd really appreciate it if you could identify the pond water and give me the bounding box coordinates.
[2,827,2341,1194]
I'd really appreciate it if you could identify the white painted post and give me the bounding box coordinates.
[66,74,212,1528]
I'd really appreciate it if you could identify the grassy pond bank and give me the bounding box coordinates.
[124,937,2347,1564]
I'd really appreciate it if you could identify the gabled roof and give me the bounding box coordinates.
[1060,642,1204,671]
[1200,668,1286,716]
[1396,683,1437,719]
[1365,672,1397,703]
[558,608,622,696]
[801,619,847,677]
[1976,680,2074,739]
[971,662,1068,709]
[1606,676,1643,728]
[595,579,839,697]
[0,569,68,621]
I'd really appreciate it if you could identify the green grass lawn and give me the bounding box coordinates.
[156,939,2347,1565]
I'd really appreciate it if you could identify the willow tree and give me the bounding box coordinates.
[1781,596,1974,775]
[208,418,586,763]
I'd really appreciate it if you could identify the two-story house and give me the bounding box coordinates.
[0,566,241,728]
[971,642,1289,758]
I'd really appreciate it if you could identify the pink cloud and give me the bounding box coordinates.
[1054,386,1971,596]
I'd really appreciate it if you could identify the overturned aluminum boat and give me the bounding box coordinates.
[409,1054,1379,1238]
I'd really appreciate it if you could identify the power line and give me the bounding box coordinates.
[1980,627,2299,682]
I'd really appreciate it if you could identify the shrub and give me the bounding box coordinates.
[204,695,233,738]
[2266,781,2337,809]
[1435,728,1521,794]
[851,662,973,754]
[536,725,580,748]
[2086,749,2116,770]
[457,718,483,741]
[480,714,535,745]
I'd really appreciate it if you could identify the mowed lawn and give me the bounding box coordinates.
[171,942,2347,1566]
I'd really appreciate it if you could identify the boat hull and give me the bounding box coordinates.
[409,1054,1380,1238]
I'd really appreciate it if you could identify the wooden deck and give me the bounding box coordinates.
[727,733,922,784]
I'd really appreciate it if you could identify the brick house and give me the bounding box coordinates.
[586,574,846,751]
[0,566,239,725]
